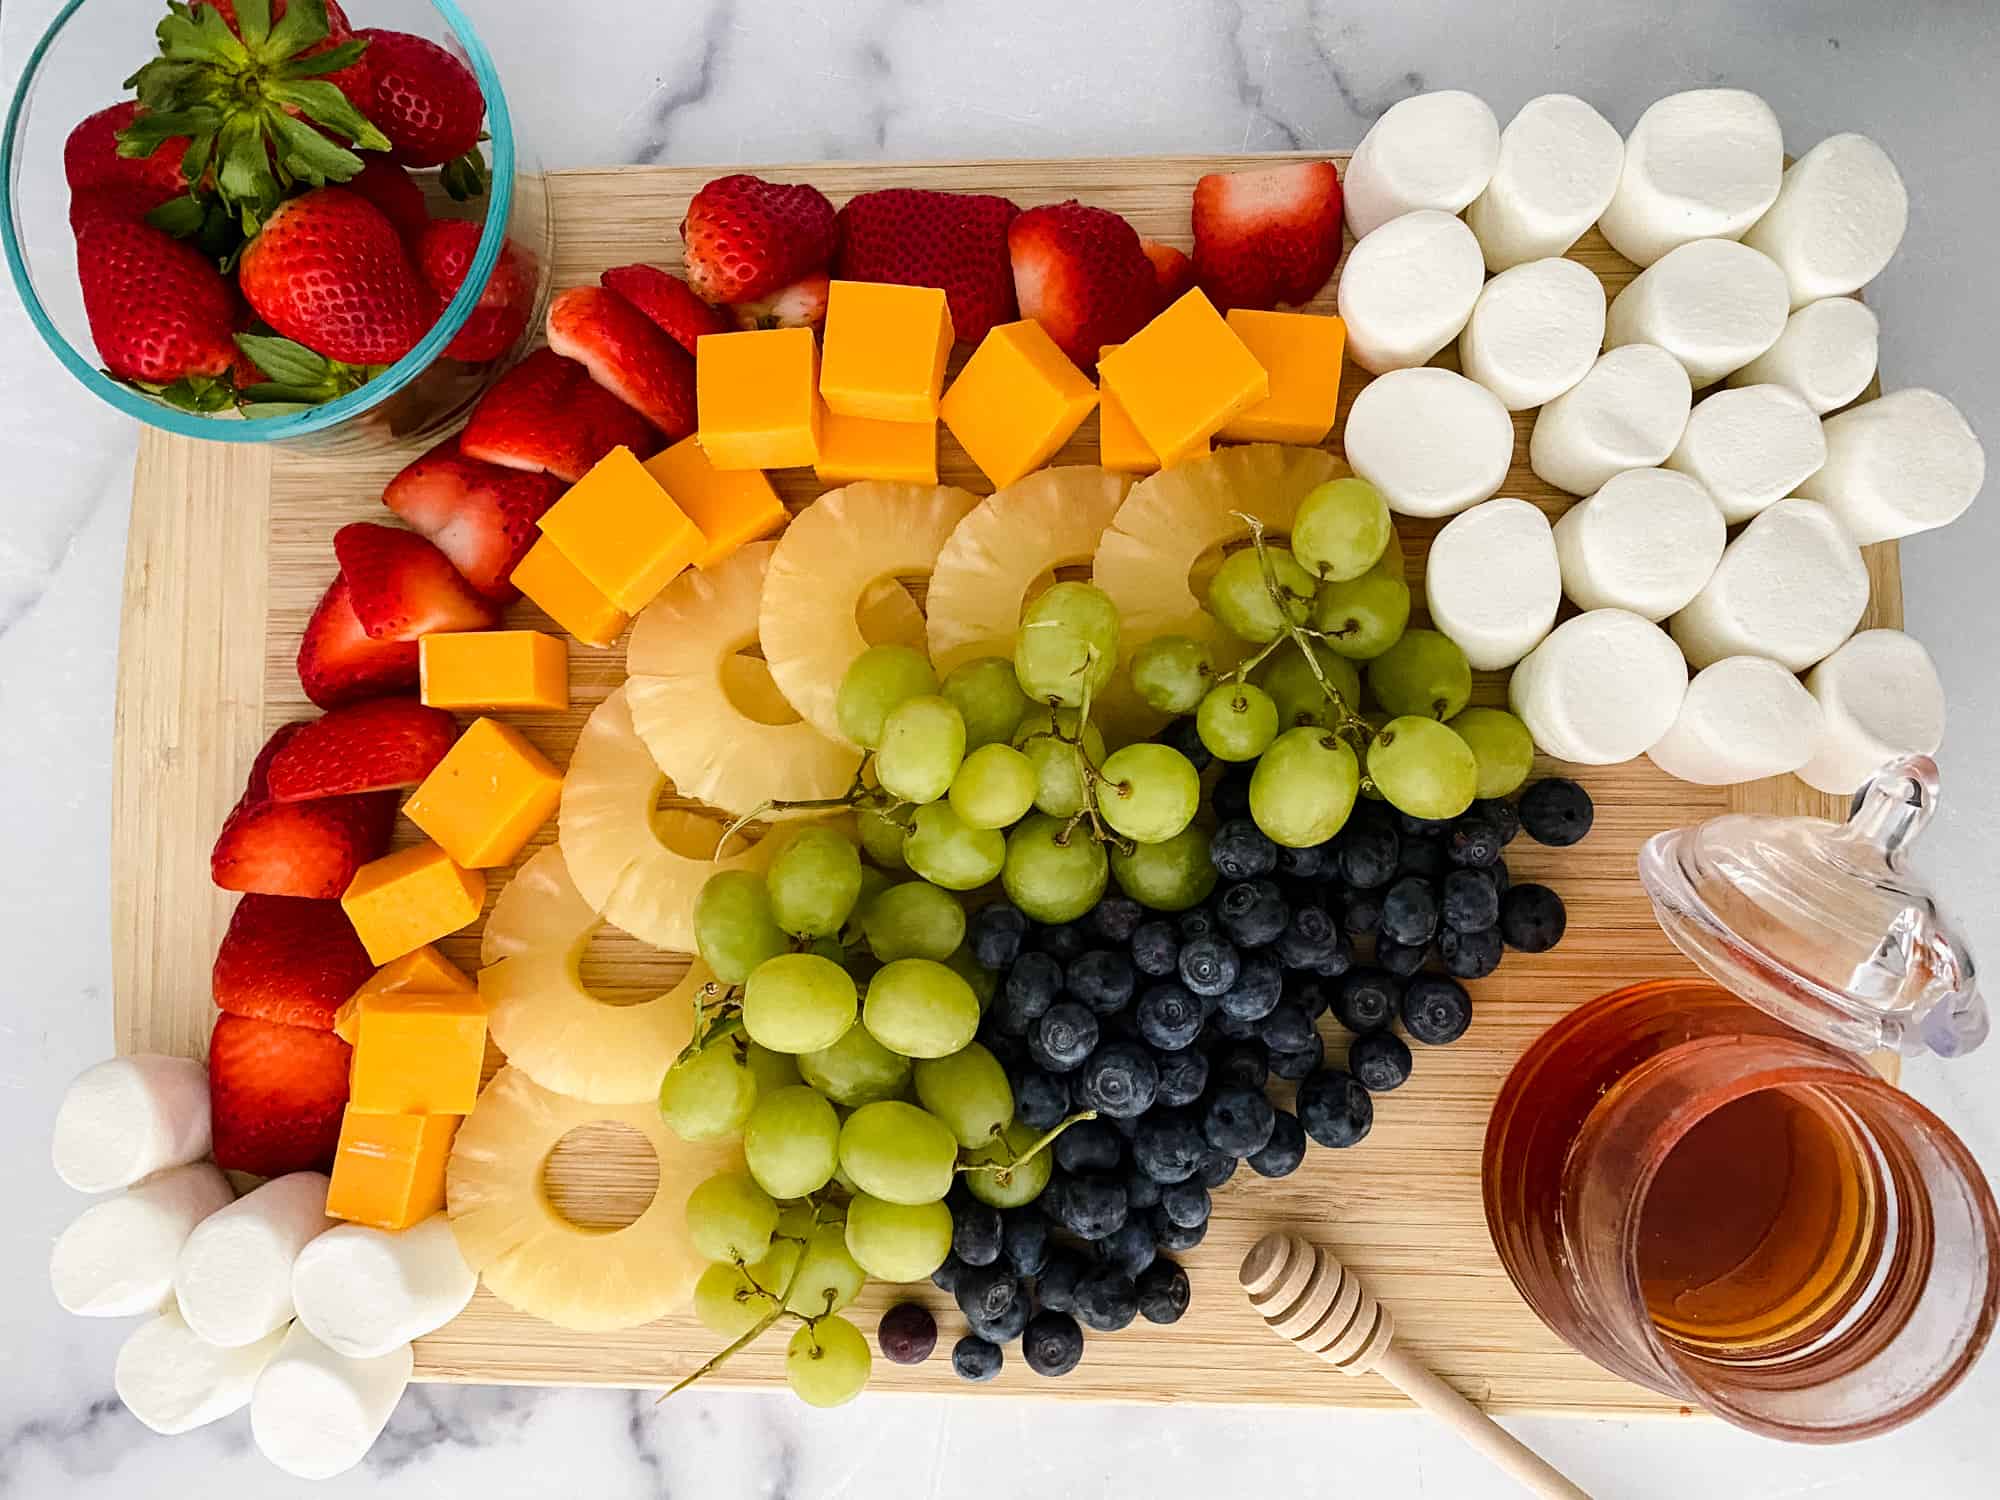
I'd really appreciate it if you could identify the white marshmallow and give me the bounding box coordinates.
[1598,89,1784,267]
[1664,384,1827,523]
[251,1322,412,1481]
[1424,499,1561,670]
[1794,388,1987,544]
[1508,609,1688,765]
[1604,238,1790,387]
[1725,297,1879,415]
[1335,210,1486,373]
[1457,257,1606,411]
[51,1162,234,1317]
[52,1054,211,1193]
[1529,344,1692,495]
[1343,367,1514,518]
[1553,467,1725,620]
[1670,499,1869,671]
[1645,657,1825,785]
[1466,93,1625,271]
[115,1303,287,1436]
[1742,133,1908,307]
[1342,91,1500,239]
[1796,629,1947,795]
[293,1215,477,1359]
[174,1171,334,1348]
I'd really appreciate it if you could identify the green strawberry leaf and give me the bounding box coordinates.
[234,333,331,389]
[237,401,314,418]
[267,109,364,185]
[179,129,216,189]
[440,150,491,202]
[144,195,209,238]
[115,103,223,156]
[122,369,241,414]
[273,35,368,80]
[264,79,390,154]
[155,4,248,67]
[231,0,273,49]
[261,0,332,64]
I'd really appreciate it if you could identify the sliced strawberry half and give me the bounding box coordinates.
[679,173,836,305]
[728,270,829,330]
[213,894,375,1030]
[1192,160,1345,311]
[265,696,458,803]
[459,348,661,483]
[416,218,538,363]
[600,263,728,354]
[545,285,698,440]
[1008,201,1158,370]
[212,722,395,898]
[1141,239,1197,310]
[332,522,501,642]
[297,573,421,709]
[208,1013,352,1177]
[382,436,564,601]
[835,188,1019,345]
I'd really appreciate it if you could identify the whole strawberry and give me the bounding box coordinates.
[347,155,431,247]
[1008,200,1158,369]
[417,218,537,362]
[358,28,487,193]
[239,187,440,366]
[78,217,244,386]
[835,188,1019,345]
[680,173,836,305]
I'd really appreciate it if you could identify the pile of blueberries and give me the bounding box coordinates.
[903,772,1592,1382]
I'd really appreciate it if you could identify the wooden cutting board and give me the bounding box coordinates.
[111,154,1901,1412]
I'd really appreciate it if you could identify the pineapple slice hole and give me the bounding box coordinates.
[571,927,693,1007]
[541,1121,661,1231]
[720,652,801,726]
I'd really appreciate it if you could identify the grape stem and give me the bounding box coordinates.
[674,986,744,1067]
[957,1108,1099,1182]
[708,758,878,858]
[1025,677,1132,856]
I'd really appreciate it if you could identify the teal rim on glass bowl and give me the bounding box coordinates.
[1,0,517,443]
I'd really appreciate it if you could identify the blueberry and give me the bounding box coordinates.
[1133,1107,1207,1183]
[1123,1164,1164,1211]
[1160,1179,1210,1229]
[1196,1149,1239,1189]
[878,1302,937,1365]
[1446,814,1505,869]
[1298,1067,1374,1148]
[1395,836,1447,881]
[1210,817,1276,880]
[1002,950,1062,1028]
[954,1261,1020,1327]
[1246,1109,1307,1177]
[1030,1001,1099,1072]
[1096,1219,1157,1280]
[1500,883,1567,953]
[1217,952,1284,1022]
[1257,1000,1316,1054]
[1178,935,1241,998]
[1074,1270,1140,1332]
[969,1289,1031,1345]
[1218,879,1289,947]
[1210,1038,1269,1090]
[1035,1245,1090,1312]
[1472,797,1521,846]
[1153,1046,1210,1107]
[981,1032,1028,1073]
[1349,1030,1413,1092]
[1267,1033,1324,1081]
[1066,948,1137,1014]
[1014,1066,1072,1129]
[1518,778,1593,846]
[951,1195,1004,1266]
[1178,907,1219,944]
[1002,1208,1049,1278]
[1287,972,1333,1018]
[1491,858,1513,896]
[1377,937,1427,977]
[1203,1085,1278,1157]
[1439,925,1503,979]
[1336,823,1400,889]
[1088,894,1145,945]
[1333,969,1400,1033]
[1073,1040,1160,1119]
[1022,1309,1085,1377]
[1059,1175,1129,1240]
[1402,974,1474,1045]
[1136,1257,1192,1324]
[931,1251,965,1293]
[1396,811,1454,838]
[1130,919,1180,978]
[1135,982,1205,1050]
[1211,766,1254,820]
[1158,714,1213,772]
[952,1334,1004,1381]
[1380,876,1439,947]
[1275,842,1326,879]
[969,902,1027,970]
[1211,1008,1262,1041]
[1274,904,1338,970]
[1054,1117,1125,1174]
[1152,1209,1209,1252]
[1108,1107,1142,1137]
[1440,867,1501,933]
[1341,891,1383,938]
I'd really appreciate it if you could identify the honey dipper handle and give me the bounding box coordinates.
[1372,1345,1594,1500]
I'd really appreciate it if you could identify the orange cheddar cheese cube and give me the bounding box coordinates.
[940,320,1097,489]
[333,945,473,1044]
[348,990,488,1114]
[697,327,823,470]
[814,412,939,485]
[642,437,787,568]
[1098,289,1268,466]
[1095,344,1212,474]
[403,716,561,869]
[420,630,568,712]
[536,447,705,614]
[510,536,628,648]
[341,842,486,965]
[325,1108,457,1230]
[1219,309,1347,444]
[819,280,953,422]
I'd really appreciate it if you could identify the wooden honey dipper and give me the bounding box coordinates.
[1240,1232,1593,1500]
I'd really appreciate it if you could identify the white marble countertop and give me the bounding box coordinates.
[4,1,1998,1495]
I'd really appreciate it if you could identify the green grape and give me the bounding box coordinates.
[863,958,981,1058]
[743,1041,801,1097]
[1249,726,1360,847]
[1196,681,1280,761]
[904,801,1006,891]
[841,864,895,945]
[963,1121,1054,1209]
[1093,743,1200,844]
[948,742,1038,830]
[785,1314,872,1408]
[741,1082,840,1198]
[942,655,1033,750]
[1252,643,1363,730]
[856,802,911,872]
[684,1171,779,1263]
[1367,629,1472,720]
[692,871,790,984]
[876,694,967,804]
[1206,545,1315,644]
[766,827,864,938]
[1292,478,1392,582]
[860,880,966,962]
[844,1193,952,1282]
[748,1235,800,1299]
[838,1100,959,1204]
[798,1022,912,1106]
[1446,707,1537,798]
[1368,716,1480,820]
[944,945,998,1010]
[1311,571,1412,660]
[1012,706,1108,817]
[783,1222,866,1316]
[693,1260,779,1338]
[1109,823,1218,911]
[741,953,857,1054]
[1373,523,1407,583]
[658,1042,757,1142]
[836,644,938,749]
[1014,581,1120,707]
[1001,815,1108,924]
[913,1043,1014,1148]
[1129,634,1214,715]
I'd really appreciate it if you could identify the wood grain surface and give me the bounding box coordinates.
[112,154,1902,1412]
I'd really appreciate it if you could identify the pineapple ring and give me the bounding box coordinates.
[760,481,980,745]
[925,465,1133,675]
[447,1065,741,1332]
[481,843,709,1103]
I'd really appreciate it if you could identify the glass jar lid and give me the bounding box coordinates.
[1638,754,1987,1059]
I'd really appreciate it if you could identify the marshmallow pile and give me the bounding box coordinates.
[49,1054,475,1478]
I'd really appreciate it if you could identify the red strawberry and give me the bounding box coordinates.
[460,349,661,482]
[1192,160,1345,311]
[297,573,421,708]
[346,155,430,247]
[679,173,836,305]
[63,102,190,221]
[729,270,829,330]
[382,437,564,600]
[542,285,698,440]
[208,1013,352,1177]
[1007,201,1157,370]
[357,28,486,170]
[238,187,439,366]
[77,218,245,385]
[332,522,501,642]
[213,894,375,1030]
[416,218,537,362]
[265,696,459,803]
[212,723,395,897]
[1141,239,1197,309]
[600,264,728,354]
[835,188,1019,345]
[204,0,375,108]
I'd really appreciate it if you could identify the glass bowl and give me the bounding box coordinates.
[2,0,553,450]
